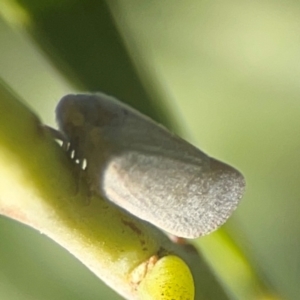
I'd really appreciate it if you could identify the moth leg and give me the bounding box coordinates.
[43,126,92,204]
[44,125,86,198]
[43,125,69,150]
[168,235,187,244]
[77,158,91,204]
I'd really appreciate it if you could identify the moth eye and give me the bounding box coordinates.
[69,111,85,127]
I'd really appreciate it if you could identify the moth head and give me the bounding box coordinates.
[56,94,88,143]
[55,94,120,160]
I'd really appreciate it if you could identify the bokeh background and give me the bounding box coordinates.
[1,1,300,299]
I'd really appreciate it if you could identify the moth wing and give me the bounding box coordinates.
[100,150,245,238]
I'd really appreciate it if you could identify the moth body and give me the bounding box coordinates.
[56,93,245,238]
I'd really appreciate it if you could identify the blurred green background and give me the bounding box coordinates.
[1,0,300,299]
